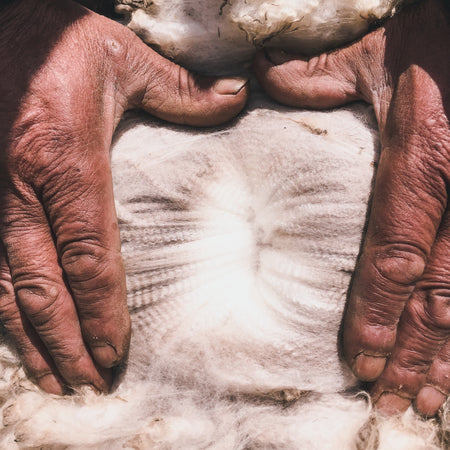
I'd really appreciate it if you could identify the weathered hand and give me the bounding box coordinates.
[0,0,248,395]
[254,0,450,415]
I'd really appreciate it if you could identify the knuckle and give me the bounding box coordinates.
[394,343,434,375]
[390,358,428,381]
[147,64,186,109]
[0,197,45,230]
[23,366,55,386]
[423,288,450,329]
[377,365,426,398]
[390,295,448,369]
[61,240,119,294]
[51,345,85,367]
[0,294,20,325]
[371,244,426,286]
[14,276,65,327]
[20,351,54,380]
[11,123,67,183]
[168,65,188,108]
[0,273,14,301]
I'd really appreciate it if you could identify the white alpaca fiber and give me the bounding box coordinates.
[115,0,401,73]
[1,1,447,448]
[0,86,447,449]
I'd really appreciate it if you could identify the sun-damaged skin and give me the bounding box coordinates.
[0,0,248,395]
[254,0,450,416]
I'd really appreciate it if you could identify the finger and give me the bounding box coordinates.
[108,24,249,126]
[35,146,130,369]
[371,291,448,415]
[371,215,450,414]
[1,188,111,392]
[415,340,450,417]
[252,44,364,109]
[342,67,449,381]
[0,241,65,395]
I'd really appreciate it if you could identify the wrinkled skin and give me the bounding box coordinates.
[254,0,450,416]
[0,0,248,395]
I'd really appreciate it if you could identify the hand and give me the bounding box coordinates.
[254,0,450,415]
[0,0,248,395]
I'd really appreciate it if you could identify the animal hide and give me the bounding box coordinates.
[0,0,448,448]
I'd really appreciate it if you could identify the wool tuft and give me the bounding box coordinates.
[115,0,402,73]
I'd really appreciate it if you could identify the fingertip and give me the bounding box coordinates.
[37,373,65,396]
[141,73,250,127]
[199,76,249,126]
[87,323,130,369]
[97,365,113,393]
[80,303,131,372]
[75,366,112,394]
[343,318,394,381]
[197,75,250,126]
[91,343,119,368]
[352,354,387,382]
[213,77,249,96]
[415,386,446,417]
[130,46,250,127]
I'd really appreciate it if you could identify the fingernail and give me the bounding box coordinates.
[375,392,411,415]
[91,343,118,368]
[352,354,387,381]
[38,374,64,395]
[214,77,248,95]
[415,386,446,417]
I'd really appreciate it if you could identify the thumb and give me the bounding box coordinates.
[253,44,366,109]
[117,30,249,127]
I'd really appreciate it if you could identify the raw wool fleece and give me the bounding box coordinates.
[115,0,402,73]
[0,0,448,449]
[0,90,448,449]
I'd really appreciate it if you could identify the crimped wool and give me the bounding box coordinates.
[1,0,447,448]
[115,0,402,73]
